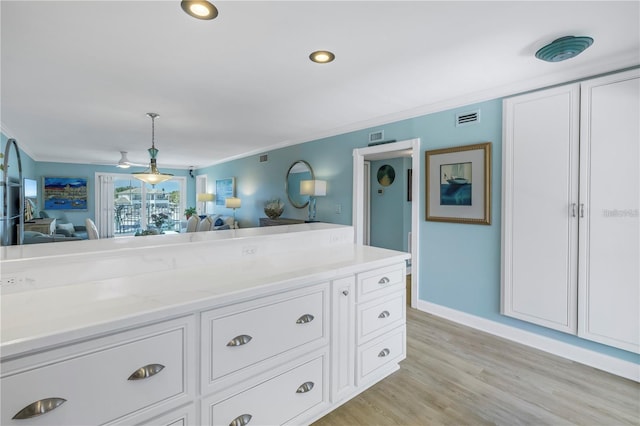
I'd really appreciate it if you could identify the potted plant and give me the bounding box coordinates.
[150,212,169,231]
[184,206,197,219]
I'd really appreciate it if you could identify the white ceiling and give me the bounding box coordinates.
[2,1,638,169]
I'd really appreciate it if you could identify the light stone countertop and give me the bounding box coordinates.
[1,224,409,359]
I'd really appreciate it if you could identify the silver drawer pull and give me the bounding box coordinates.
[342,290,349,296]
[296,314,315,324]
[378,348,391,358]
[229,414,252,426]
[12,397,67,420]
[378,310,390,319]
[128,363,165,380]
[378,276,390,285]
[227,334,253,347]
[296,381,315,393]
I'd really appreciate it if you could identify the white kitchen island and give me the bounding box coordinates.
[1,223,409,425]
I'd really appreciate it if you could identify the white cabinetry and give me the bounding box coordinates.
[355,264,406,385]
[1,227,409,426]
[330,276,355,403]
[502,83,580,334]
[0,316,195,425]
[200,282,330,425]
[502,69,639,353]
[577,71,639,352]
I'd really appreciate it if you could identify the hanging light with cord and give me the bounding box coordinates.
[132,113,173,186]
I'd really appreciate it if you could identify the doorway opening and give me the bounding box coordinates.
[353,138,420,308]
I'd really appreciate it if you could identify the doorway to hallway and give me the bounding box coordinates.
[353,138,421,309]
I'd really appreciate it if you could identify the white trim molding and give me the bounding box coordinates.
[353,138,421,309]
[417,300,640,382]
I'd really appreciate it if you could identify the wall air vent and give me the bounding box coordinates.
[369,130,384,143]
[259,154,268,163]
[456,110,480,127]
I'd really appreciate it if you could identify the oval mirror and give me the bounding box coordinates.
[286,160,314,208]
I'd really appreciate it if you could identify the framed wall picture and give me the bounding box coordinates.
[215,177,235,206]
[42,177,88,211]
[425,142,491,224]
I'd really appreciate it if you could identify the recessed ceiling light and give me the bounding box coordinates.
[535,36,594,62]
[309,50,335,64]
[181,0,218,20]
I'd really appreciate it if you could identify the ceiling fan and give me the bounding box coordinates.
[94,151,147,168]
[116,151,148,168]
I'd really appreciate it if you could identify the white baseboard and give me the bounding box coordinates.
[417,300,639,382]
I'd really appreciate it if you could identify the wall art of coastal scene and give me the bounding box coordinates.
[440,162,472,205]
[43,177,88,210]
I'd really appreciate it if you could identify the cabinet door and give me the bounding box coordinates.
[330,276,355,402]
[502,84,580,333]
[578,70,639,353]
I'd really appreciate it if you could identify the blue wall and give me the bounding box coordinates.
[196,98,639,365]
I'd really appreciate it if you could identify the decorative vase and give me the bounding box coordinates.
[264,198,285,219]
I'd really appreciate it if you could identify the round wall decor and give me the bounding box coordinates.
[377,164,395,186]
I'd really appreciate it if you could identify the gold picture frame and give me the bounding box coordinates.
[425,142,491,225]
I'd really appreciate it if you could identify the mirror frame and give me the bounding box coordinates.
[285,160,315,209]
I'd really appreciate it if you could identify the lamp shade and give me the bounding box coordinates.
[225,197,241,209]
[197,193,214,202]
[300,180,327,196]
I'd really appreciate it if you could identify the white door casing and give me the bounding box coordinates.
[353,138,421,308]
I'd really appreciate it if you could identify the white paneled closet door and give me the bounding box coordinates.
[501,84,580,334]
[578,70,639,353]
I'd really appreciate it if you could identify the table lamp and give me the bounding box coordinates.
[300,180,326,221]
[197,193,214,215]
[225,197,241,228]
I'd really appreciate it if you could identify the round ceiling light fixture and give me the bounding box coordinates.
[535,36,594,62]
[181,0,218,20]
[309,50,335,64]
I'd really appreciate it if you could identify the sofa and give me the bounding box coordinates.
[189,214,235,232]
[40,210,89,239]
[24,231,83,244]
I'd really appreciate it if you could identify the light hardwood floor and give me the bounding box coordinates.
[313,307,640,426]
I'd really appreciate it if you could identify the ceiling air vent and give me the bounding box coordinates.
[456,110,480,127]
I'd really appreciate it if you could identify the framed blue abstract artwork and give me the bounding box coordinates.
[42,176,88,210]
[215,177,235,206]
[425,142,491,225]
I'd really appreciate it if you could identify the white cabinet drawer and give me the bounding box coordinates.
[209,355,325,426]
[356,326,405,384]
[357,264,405,302]
[134,404,196,426]
[203,284,327,383]
[1,318,192,426]
[357,292,405,344]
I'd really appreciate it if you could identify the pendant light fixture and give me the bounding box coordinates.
[133,113,173,186]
